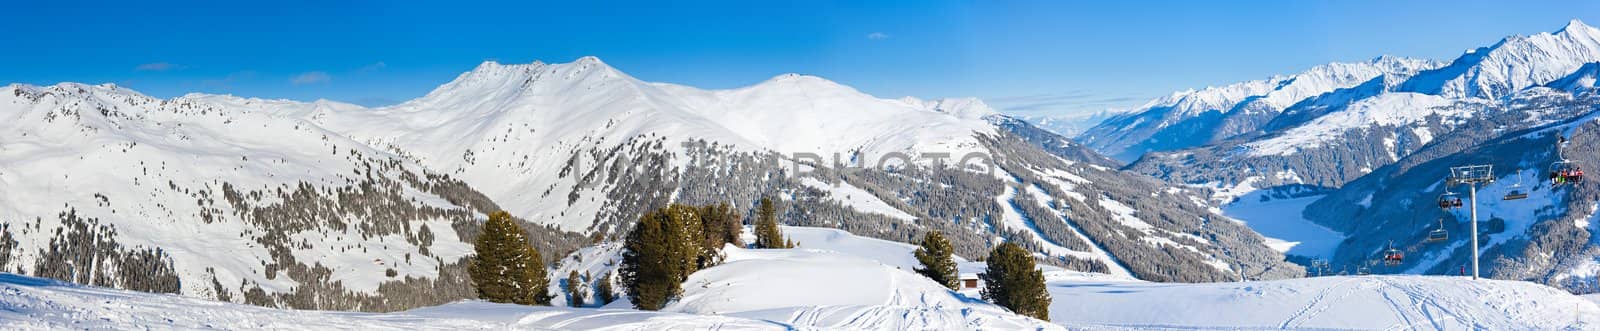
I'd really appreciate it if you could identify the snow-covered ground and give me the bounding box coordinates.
[1049,275,1600,330]
[799,177,916,221]
[5,225,1596,330]
[1222,192,1346,258]
[0,272,782,330]
[0,225,1059,330]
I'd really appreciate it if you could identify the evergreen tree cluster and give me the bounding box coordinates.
[696,202,743,267]
[980,242,1052,321]
[620,203,745,310]
[913,231,959,290]
[468,211,552,306]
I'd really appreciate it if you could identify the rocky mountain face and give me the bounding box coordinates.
[0,58,1300,312]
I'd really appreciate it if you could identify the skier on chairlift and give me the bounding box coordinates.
[1438,193,1462,209]
[1552,135,1583,185]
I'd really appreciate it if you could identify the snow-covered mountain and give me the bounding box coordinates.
[292,57,1299,282]
[0,56,1303,312]
[1078,55,1443,161]
[1096,19,1600,291]
[1122,20,1600,201]
[294,57,995,232]
[0,83,589,312]
[1399,19,1600,100]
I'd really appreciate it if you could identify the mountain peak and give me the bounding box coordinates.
[753,73,851,92]
[1395,19,1600,99]
[573,55,606,66]
[762,73,826,84]
[1560,19,1594,34]
[464,59,544,78]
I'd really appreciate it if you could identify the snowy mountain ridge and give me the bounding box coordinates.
[1108,19,1600,295]
[290,57,1000,232]
[1400,19,1600,100]
[1113,19,1600,193]
[1082,19,1600,161]
[1077,55,1443,161]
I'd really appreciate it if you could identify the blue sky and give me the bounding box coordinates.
[4,1,1598,115]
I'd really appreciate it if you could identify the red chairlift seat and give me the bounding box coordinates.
[1383,249,1404,266]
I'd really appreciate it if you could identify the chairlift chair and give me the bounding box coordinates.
[1504,174,1529,200]
[1380,240,1404,266]
[1551,135,1584,185]
[1425,218,1448,243]
[1551,160,1584,185]
[1437,192,1463,209]
[1503,191,1529,200]
[1383,248,1404,266]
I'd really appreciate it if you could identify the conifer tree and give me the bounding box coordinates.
[620,204,703,310]
[696,203,741,267]
[754,198,788,248]
[913,231,959,290]
[567,270,587,307]
[980,242,1051,321]
[595,271,615,306]
[469,211,552,305]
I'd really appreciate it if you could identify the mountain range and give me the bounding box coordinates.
[0,56,1299,311]
[1075,19,1600,290]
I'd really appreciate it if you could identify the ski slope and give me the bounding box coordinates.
[8,225,1598,329]
[1048,275,1600,330]
[0,225,1061,330]
[0,273,782,330]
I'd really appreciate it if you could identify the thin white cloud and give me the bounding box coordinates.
[135,62,181,71]
[291,71,331,85]
[867,32,890,40]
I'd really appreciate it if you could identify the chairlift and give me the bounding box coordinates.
[1425,218,1448,243]
[1436,191,1463,209]
[1504,172,1529,200]
[1383,249,1404,266]
[1551,135,1585,185]
[1550,160,1584,185]
[1382,241,1404,266]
